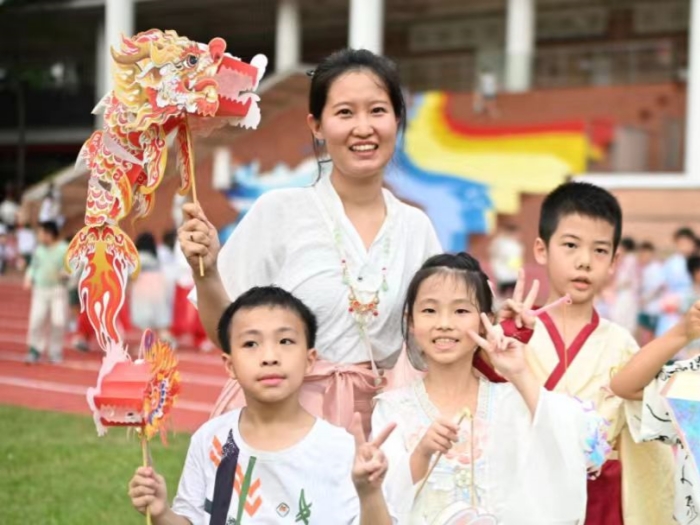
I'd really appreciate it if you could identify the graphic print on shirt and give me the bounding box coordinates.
[295,488,312,524]
[210,435,262,520]
[276,502,290,517]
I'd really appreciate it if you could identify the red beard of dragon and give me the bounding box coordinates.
[66,29,267,351]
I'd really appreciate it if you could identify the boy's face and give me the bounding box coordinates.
[534,213,617,305]
[676,236,696,257]
[638,248,654,266]
[222,306,316,405]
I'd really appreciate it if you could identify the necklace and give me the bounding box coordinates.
[313,181,393,378]
[335,225,391,321]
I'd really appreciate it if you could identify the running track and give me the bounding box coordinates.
[0,276,226,433]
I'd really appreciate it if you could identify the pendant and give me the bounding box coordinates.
[347,291,380,317]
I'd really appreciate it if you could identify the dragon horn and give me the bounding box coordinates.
[110,44,150,65]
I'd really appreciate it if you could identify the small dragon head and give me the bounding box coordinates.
[109,29,266,131]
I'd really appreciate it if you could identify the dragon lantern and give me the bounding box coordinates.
[66,29,267,351]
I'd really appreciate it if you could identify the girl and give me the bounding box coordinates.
[129,232,173,346]
[178,49,442,433]
[610,301,700,525]
[373,253,609,524]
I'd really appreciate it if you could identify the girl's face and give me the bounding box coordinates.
[410,273,483,367]
[307,70,398,182]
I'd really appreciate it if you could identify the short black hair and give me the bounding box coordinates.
[620,237,636,252]
[539,182,622,251]
[217,286,317,355]
[38,221,59,239]
[135,232,157,258]
[687,255,700,277]
[163,230,177,250]
[674,227,696,241]
[639,241,655,252]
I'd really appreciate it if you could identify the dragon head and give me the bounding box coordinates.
[86,330,180,439]
[108,29,266,131]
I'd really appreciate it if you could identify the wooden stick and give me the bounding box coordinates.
[141,433,153,525]
[415,408,470,497]
[184,117,205,278]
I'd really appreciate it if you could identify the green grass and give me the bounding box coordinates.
[0,405,190,525]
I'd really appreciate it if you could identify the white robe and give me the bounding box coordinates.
[373,378,608,525]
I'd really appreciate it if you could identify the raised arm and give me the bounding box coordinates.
[610,300,700,400]
[178,203,229,346]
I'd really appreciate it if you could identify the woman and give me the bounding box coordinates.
[179,49,441,433]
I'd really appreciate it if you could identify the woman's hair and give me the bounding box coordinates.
[403,252,494,370]
[308,48,406,178]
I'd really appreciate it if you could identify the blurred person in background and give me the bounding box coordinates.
[24,221,68,364]
[38,182,62,227]
[129,232,173,346]
[474,66,499,118]
[610,237,640,333]
[488,222,524,299]
[15,222,36,272]
[657,227,696,337]
[636,241,665,344]
[0,186,19,230]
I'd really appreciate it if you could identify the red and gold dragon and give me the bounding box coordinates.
[66,29,267,351]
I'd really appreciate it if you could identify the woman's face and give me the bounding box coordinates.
[307,70,398,182]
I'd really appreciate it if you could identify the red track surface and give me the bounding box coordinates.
[0,276,226,433]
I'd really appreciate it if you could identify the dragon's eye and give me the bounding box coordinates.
[187,55,198,66]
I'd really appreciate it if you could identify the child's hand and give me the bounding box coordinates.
[350,413,395,496]
[685,300,700,342]
[128,466,168,518]
[496,270,539,329]
[414,418,459,460]
[469,313,529,380]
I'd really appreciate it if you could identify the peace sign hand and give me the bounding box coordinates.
[468,314,529,380]
[496,270,540,329]
[350,412,396,497]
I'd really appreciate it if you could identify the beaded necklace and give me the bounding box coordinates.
[313,180,393,377]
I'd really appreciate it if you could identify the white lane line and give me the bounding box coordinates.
[0,375,212,413]
[0,351,227,388]
[0,334,223,365]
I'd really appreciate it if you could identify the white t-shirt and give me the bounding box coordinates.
[16,227,36,256]
[171,409,383,524]
[192,176,442,367]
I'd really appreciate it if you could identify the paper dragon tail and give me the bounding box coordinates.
[65,224,140,351]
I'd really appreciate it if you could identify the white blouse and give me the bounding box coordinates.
[194,175,441,366]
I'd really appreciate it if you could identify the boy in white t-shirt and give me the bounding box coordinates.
[128,286,397,525]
